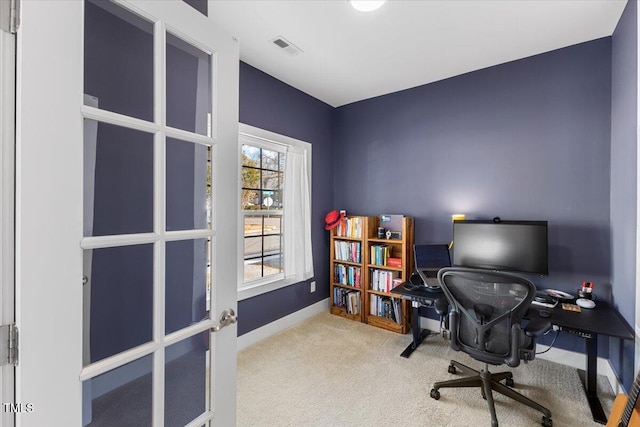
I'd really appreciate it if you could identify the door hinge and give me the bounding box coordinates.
[0,324,18,366]
[0,0,20,34]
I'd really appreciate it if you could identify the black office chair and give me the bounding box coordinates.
[430,267,552,427]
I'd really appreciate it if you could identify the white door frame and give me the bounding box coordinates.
[15,1,238,425]
[0,6,16,427]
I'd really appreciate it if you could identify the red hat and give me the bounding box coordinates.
[324,210,345,230]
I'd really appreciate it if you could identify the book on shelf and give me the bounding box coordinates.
[392,298,401,324]
[369,268,400,293]
[386,257,402,268]
[336,216,363,238]
[334,241,361,263]
[334,263,361,288]
[370,244,390,266]
[369,294,402,325]
[334,288,361,315]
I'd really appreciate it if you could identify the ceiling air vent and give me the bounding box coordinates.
[270,36,303,56]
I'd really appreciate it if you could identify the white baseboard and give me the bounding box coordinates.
[419,317,622,395]
[237,298,329,351]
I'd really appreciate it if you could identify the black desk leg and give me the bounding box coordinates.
[400,303,431,358]
[577,335,607,424]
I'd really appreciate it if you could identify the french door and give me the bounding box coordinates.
[16,1,238,426]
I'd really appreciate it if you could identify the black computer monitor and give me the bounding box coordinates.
[452,220,548,275]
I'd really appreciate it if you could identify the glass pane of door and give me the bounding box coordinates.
[164,336,209,426]
[83,244,154,365]
[83,120,154,237]
[165,239,210,334]
[166,32,212,136]
[166,138,211,231]
[84,0,154,121]
[82,355,153,426]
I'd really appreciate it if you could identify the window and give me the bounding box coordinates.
[241,144,285,282]
[238,124,313,300]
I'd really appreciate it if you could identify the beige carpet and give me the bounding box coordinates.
[238,311,615,427]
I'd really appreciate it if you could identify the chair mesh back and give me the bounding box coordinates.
[439,268,535,360]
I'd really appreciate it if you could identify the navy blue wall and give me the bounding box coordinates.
[611,0,638,390]
[334,39,613,355]
[237,62,335,335]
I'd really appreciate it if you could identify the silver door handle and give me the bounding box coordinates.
[211,308,237,332]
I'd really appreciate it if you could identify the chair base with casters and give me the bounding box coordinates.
[430,360,552,427]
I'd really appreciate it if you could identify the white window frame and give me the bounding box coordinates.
[237,123,311,301]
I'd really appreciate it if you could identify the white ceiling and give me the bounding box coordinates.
[209,0,628,108]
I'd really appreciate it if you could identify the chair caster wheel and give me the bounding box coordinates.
[448,365,456,374]
[506,377,514,387]
[542,416,552,427]
[430,389,440,400]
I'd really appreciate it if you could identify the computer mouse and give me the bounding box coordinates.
[538,309,551,318]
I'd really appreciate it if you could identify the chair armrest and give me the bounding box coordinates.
[524,318,551,338]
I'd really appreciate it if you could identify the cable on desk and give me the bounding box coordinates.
[535,329,561,355]
[403,282,427,292]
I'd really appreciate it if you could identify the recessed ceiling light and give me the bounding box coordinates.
[350,0,385,12]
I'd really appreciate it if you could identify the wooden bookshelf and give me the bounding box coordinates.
[329,215,369,323]
[329,215,414,334]
[364,216,414,334]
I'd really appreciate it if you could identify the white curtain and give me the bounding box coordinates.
[283,145,314,280]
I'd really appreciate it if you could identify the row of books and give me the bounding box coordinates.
[370,244,391,266]
[334,288,361,315]
[334,241,361,263]
[334,264,361,287]
[369,295,402,324]
[369,269,401,292]
[335,216,363,238]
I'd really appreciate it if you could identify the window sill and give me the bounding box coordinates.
[237,276,300,301]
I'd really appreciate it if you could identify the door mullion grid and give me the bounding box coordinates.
[165,126,213,146]
[185,412,214,427]
[81,105,159,134]
[79,341,158,382]
[80,232,159,250]
[152,18,167,427]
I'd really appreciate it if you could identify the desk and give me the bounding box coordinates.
[526,301,634,424]
[390,283,448,358]
[392,283,635,425]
